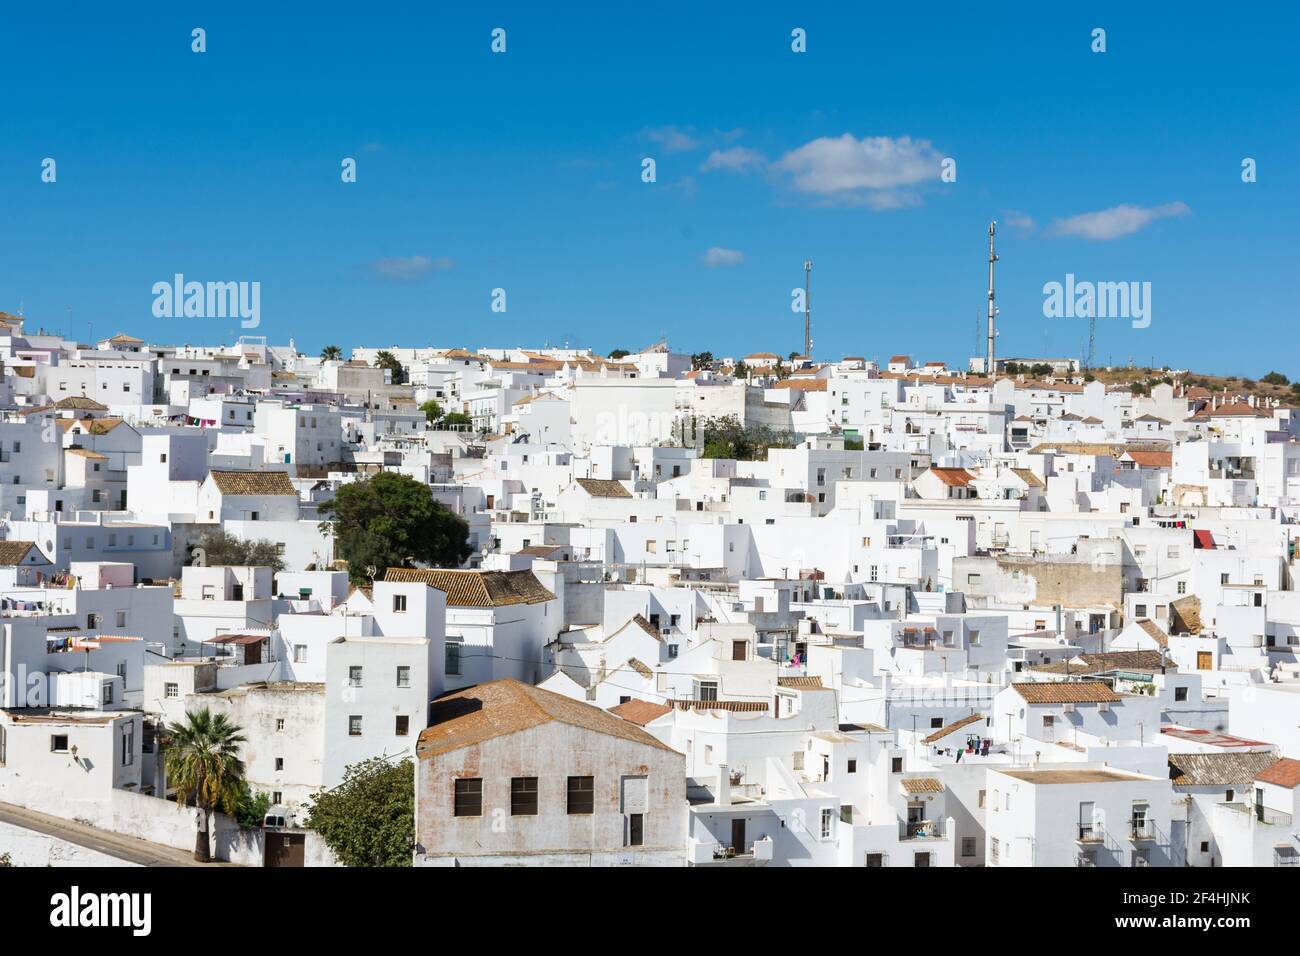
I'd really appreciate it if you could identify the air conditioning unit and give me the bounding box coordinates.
[1062,703,1075,713]
[1098,702,1110,713]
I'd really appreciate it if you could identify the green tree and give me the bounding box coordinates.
[690,351,714,370]
[439,411,473,430]
[193,529,285,571]
[304,756,414,867]
[374,350,406,385]
[320,345,343,361]
[608,348,630,359]
[1261,371,1289,386]
[732,360,750,380]
[163,708,248,862]
[318,472,471,583]
[233,783,274,830]
[419,399,443,424]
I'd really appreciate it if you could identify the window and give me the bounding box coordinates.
[865,852,884,867]
[293,645,307,663]
[695,680,718,702]
[731,640,746,662]
[1175,686,1188,702]
[396,666,411,688]
[930,717,943,729]
[891,757,903,773]
[968,629,981,646]
[348,666,363,687]
[511,777,539,815]
[567,776,594,814]
[626,813,644,847]
[348,715,362,736]
[51,734,69,753]
[115,610,127,628]
[275,718,285,732]
[121,723,134,766]
[962,837,976,857]
[275,757,284,771]
[454,778,482,817]
[445,642,462,676]
[847,759,857,774]
[395,715,409,736]
[102,683,113,705]
[820,808,833,839]
[164,683,179,699]
[392,594,407,613]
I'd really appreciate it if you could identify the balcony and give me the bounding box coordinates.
[1130,820,1155,841]
[901,819,944,841]
[688,836,773,866]
[1076,825,1104,844]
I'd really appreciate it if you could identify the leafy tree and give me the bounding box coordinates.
[608,348,630,359]
[690,351,714,370]
[233,783,274,830]
[419,399,443,424]
[1029,363,1053,378]
[1003,362,1021,375]
[374,350,406,385]
[164,708,248,862]
[1261,371,1289,386]
[304,756,414,867]
[318,472,471,583]
[193,529,285,571]
[320,345,343,361]
[698,415,796,461]
[439,411,473,430]
[732,360,750,380]
[843,435,864,451]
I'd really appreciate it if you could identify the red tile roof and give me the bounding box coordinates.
[1256,757,1300,789]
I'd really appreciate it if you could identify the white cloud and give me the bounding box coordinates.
[702,247,744,268]
[701,146,766,173]
[641,126,698,153]
[772,134,942,206]
[1048,202,1191,240]
[1002,210,1036,231]
[370,255,455,282]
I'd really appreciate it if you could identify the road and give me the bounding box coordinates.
[0,801,242,867]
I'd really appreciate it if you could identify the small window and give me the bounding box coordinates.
[51,734,69,753]
[293,645,307,663]
[847,759,857,774]
[348,666,363,687]
[962,837,976,857]
[1174,686,1188,702]
[454,778,482,817]
[891,757,903,773]
[445,642,462,676]
[626,812,644,847]
[393,594,407,613]
[275,718,285,732]
[164,683,179,699]
[511,777,539,816]
[567,776,594,814]
[395,715,409,737]
[396,666,411,688]
[348,715,362,736]
[275,757,284,771]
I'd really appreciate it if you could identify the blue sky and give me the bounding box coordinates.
[2,2,1297,375]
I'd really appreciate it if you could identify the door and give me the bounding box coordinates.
[730,818,746,853]
[265,832,305,867]
[1197,651,1213,671]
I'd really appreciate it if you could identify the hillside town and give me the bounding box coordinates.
[0,311,1298,869]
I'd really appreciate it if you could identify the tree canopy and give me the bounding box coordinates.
[321,345,343,361]
[373,350,406,385]
[304,756,414,867]
[318,472,471,582]
[698,415,795,461]
[419,399,443,424]
[193,528,285,571]
[164,708,248,862]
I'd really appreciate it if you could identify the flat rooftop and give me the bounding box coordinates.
[998,768,1149,785]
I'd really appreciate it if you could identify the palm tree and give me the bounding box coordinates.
[320,344,343,361]
[163,708,248,862]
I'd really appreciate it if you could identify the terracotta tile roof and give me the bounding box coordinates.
[608,698,673,726]
[922,713,985,744]
[630,614,662,641]
[667,699,768,713]
[1010,467,1045,488]
[770,379,827,391]
[65,447,109,460]
[1170,595,1203,635]
[1028,441,1168,456]
[901,777,944,794]
[1136,619,1168,649]
[417,679,679,759]
[0,540,42,566]
[575,477,632,498]
[54,396,109,411]
[1256,757,1300,789]
[1028,649,1165,676]
[106,333,144,344]
[208,469,297,496]
[56,416,126,435]
[1190,401,1272,419]
[1125,451,1173,468]
[1011,682,1123,704]
[777,676,823,688]
[383,568,556,606]
[624,657,654,680]
[1168,752,1278,788]
[929,467,976,487]
[1160,727,1268,749]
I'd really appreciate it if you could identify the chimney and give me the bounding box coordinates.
[717,764,732,806]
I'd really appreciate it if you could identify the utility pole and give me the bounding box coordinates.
[986,222,998,380]
[803,259,812,359]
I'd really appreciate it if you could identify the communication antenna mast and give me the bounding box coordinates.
[1086,313,1096,374]
[803,259,812,360]
[986,221,998,380]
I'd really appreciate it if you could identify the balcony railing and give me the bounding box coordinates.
[901,820,944,840]
[1077,825,1104,844]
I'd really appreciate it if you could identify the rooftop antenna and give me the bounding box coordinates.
[986,221,998,380]
[803,259,812,360]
